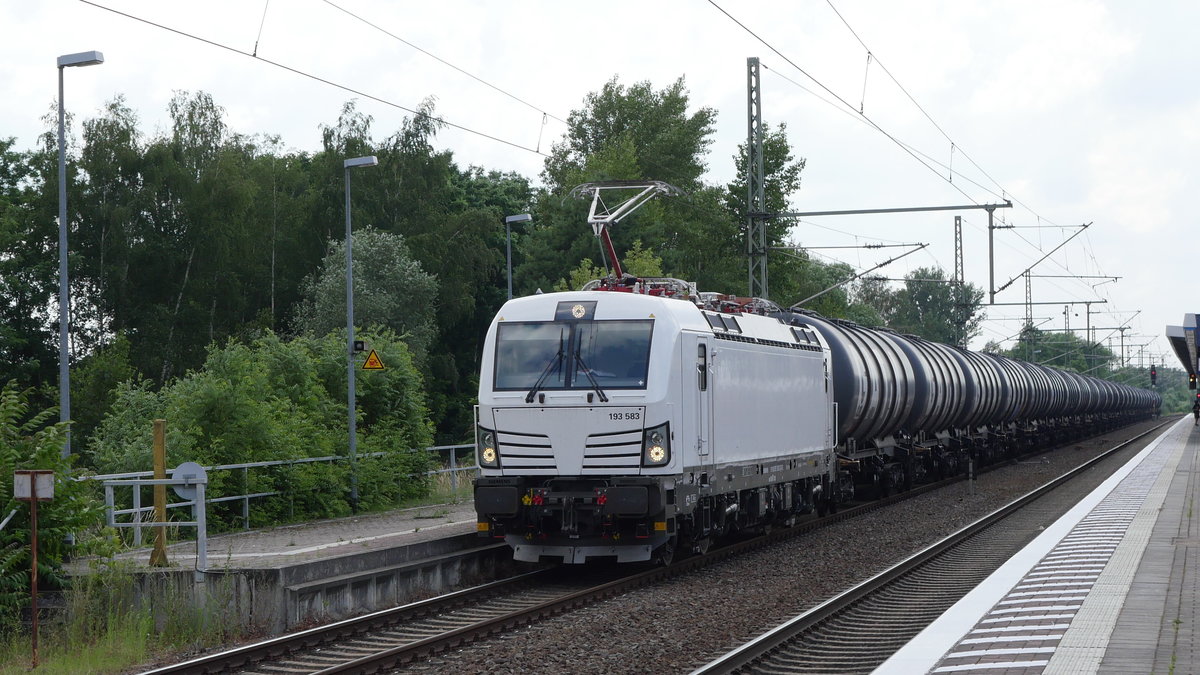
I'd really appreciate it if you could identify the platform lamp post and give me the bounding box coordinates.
[504,213,531,300]
[56,49,103,454]
[344,155,378,511]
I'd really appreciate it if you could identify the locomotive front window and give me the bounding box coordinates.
[494,320,653,391]
[571,321,653,389]
[494,323,568,390]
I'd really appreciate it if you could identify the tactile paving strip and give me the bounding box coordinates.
[928,427,1183,674]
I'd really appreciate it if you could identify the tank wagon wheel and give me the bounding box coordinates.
[874,471,891,500]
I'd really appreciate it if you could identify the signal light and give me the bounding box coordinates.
[1150,365,1157,385]
[1191,373,1197,390]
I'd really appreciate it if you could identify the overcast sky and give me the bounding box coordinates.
[3,0,1197,371]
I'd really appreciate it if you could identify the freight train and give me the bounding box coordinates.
[472,279,1161,564]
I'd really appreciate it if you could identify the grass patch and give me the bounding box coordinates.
[0,560,252,674]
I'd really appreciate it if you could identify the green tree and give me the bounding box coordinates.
[723,122,810,301]
[554,239,664,291]
[886,267,985,346]
[543,77,716,192]
[1003,324,1115,373]
[69,335,139,466]
[72,91,281,382]
[0,138,55,391]
[520,77,723,296]
[293,228,438,363]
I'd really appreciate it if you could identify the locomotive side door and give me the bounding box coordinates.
[694,336,714,481]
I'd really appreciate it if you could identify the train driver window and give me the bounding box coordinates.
[697,344,708,391]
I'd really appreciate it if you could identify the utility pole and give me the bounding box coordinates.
[746,57,767,299]
[953,215,965,347]
[987,205,1012,304]
[1024,271,1033,328]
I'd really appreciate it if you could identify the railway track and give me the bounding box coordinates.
[142,422,1161,674]
[690,418,1171,675]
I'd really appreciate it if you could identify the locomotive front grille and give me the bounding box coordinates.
[493,428,643,473]
[491,407,649,475]
[583,429,642,471]
[496,430,555,470]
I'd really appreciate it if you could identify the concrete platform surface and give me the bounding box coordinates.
[876,416,1196,674]
[76,500,480,571]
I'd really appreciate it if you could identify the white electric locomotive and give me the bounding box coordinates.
[473,283,837,564]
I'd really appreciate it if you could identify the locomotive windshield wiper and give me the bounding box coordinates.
[525,329,565,403]
[573,352,609,403]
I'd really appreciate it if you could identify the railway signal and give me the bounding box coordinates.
[1150,365,1157,385]
[1191,373,1197,390]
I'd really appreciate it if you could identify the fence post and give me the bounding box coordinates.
[449,447,458,495]
[243,466,250,530]
[288,461,295,521]
[132,486,142,546]
[104,485,114,529]
[194,482,207,583]
[150,419,169,566]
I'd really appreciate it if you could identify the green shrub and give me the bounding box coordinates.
[0,382,110,636]
[87,329,436,531]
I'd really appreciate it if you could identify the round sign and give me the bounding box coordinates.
[171,461,208,500]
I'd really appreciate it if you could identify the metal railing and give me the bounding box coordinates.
[87,444,477,543]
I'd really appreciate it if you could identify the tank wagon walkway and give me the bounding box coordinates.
[877,415,1200,674]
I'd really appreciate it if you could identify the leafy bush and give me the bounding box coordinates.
[87,329,435,531]
[0,382,109,636]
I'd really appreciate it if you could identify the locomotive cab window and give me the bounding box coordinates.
[494,319,654,391]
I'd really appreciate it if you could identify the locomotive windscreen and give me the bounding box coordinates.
[494,319,653,390]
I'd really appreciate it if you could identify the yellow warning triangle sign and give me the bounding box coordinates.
[362,349,385,370]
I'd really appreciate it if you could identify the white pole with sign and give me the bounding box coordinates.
[14,470,53,668]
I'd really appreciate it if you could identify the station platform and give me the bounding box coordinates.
[92,500,481,570]
[69,501,518,633]
[877,415,1197,674]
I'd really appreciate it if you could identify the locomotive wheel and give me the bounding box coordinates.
[692,536,712,555]
[654,537,677,566]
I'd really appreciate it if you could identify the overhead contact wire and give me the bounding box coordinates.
[319,0,568,125]
[80,0,549,157]
[823,0,1069,236]
[706,0,977,204]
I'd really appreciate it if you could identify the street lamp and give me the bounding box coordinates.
[344,155,378,511]
[57,50,104,459]
[503,213,531,300]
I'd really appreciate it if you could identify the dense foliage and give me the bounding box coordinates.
[0,382,109,633]
[88,329,434,525]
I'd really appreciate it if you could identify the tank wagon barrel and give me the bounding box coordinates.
[776,310,1159,455]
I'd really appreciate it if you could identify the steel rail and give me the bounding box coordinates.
[689,417,1172,674]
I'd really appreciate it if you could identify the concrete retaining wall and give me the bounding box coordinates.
[97,533,531,635]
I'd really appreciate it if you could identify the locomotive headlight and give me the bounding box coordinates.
[478,428,500,468]
[641,422,671,467]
